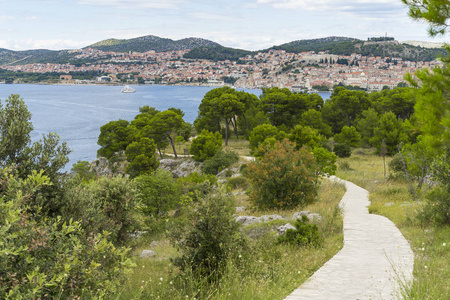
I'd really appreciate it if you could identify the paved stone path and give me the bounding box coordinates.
[285,176,414,300]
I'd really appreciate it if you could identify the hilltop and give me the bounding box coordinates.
[0,35,447,66]
[87,35,221,53]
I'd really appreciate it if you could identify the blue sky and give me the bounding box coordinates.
[1,0,448,51]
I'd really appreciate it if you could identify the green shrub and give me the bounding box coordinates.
[338,161,352,171]
[135,169,181,219]
[62,175,138,245]
[227,176,249,190]
[171,187,247,281]
[333,126,361,147]
[333,143,352,158]
[202,150,239,175]
[190,130,223,162]
[312,147,337,176]
[0,169,133,299]
[277,215,323,247]
[247,139,318,210]
[419,187,450,225]
[388,152,405,173]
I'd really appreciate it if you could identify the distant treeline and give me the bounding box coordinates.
[0,69,104,83]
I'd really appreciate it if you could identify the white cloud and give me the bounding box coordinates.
[0,39,94,51]
[187,12,244,22]
[0,15,15,22]
[256,0,403,15]
[77,0,186,9]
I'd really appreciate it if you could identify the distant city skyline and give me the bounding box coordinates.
[1,0,448,51]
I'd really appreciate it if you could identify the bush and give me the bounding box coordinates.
[0,169,133,299]
[277,215,323,247]
[135,169,181,219]
[338,161,352,171]
[202,150,239,175]
[388,152,405,174]
[62,175,138,245]
[333,126,361,147]
[333,143,352,158]
[227,176,249,190]
[190,130,223,162]
[171,187,247,281]
[247,139,318,210]
[419,187,450,225]
[312,147,337,176]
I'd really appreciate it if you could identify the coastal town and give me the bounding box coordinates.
[0,44,443,91]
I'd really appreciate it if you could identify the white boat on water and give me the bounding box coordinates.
[121,85,136,93]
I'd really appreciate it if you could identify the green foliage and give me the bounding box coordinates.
[97,119,132,159]
[300,109,333,138]
[277,216,323,247]
[402,0,450,36]
[171,187,246,281]
[371,112,408,156]
[401,135,443,189]
[248,124,286,154]
[388,152,406,174]
[333,126,361,147]
[227,176,249,190]
[289,125,326,149]
[259,87,324,128]
[190,130,223,162]
[333,143,352,158]
[419,186,450,225]
[0,169,134,299]
[184,45,252,61]
[71,160,97,182]
[0,94,33,166]
[312,147,337,176]
[357,108,379,147]
[177,171,217,203]
[247,140,318,210]
[202,150,239,175]
[62,175,137,245]
[135,170,180,218]
[125,137,159,178]
[322,87,370,134]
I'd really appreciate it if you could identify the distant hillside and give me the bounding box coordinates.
[0,49,76,66]
[270,36,447,62]
[184,45,253,61]
[87,35,221,53]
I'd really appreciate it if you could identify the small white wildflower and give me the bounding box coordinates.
[421,247,425,251]
[443,243,446,247]
[160,277,163,281]
[170,281,173,285]
[424,266,428,269]
[238,254,242,258]
[298,271,301,274]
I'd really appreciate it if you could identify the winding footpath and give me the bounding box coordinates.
[285,176,414,300]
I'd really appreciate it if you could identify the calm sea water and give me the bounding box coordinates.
[0,84,330,170]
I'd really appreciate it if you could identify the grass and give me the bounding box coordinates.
[118,179,346,300]
[336,148,450,299]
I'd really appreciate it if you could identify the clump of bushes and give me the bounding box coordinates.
[247,139,318,210]
[227,176,249,190]
[190,130,223,162]
[333,143,352,158]
[171,188,247,281]
[278,215,323,247]
[202,150,239,175]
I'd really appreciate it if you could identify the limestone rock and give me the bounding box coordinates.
[293,211,322,222]
[259,214,285,222]
[158,158,201,178]
[235,206,246,212]
[140,250,157,258]
[235,216,261,226]
[277,223,297,235]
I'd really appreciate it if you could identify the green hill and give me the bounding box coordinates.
[270,36,447,62]
[87,35,221,53]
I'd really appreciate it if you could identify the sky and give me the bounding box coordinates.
[0,0,448,51]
